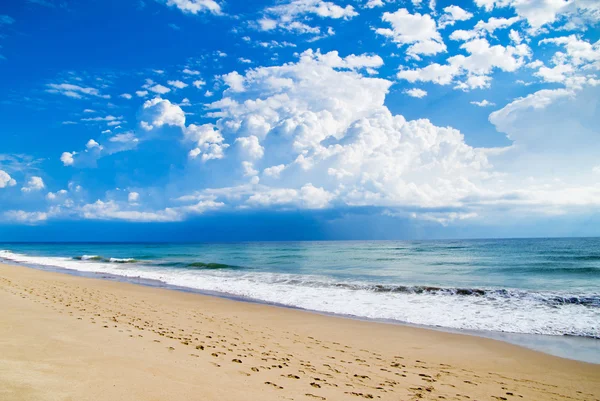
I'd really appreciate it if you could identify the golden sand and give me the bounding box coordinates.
[1,262,598,401]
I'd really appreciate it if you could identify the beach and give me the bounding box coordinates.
[1,262,599,401]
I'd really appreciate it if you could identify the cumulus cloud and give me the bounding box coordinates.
[21,176,45,192]
[257,0,357,36]
[128,192,140,203]
[471,99,496,107]
[161,0,222,15]
[168,80,189,89]
[376,9,446,59]
[0,170,17,188]
[535,35,600,87]
[398,38,531,90]
[197,49,491,212]
[473,0,600,32]
[404,88,428,98]
[140,97,186,130]
[60,152,76,166]
[438,6,473,29]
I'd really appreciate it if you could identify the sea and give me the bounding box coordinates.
[1,238,599,363]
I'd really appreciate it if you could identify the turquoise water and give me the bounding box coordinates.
[2,238,599,343]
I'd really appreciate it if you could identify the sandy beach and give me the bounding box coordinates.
[1,262,598,401]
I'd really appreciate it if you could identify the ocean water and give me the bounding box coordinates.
[1,238,599,361]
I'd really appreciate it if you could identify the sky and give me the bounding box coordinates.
[0,0,599,241]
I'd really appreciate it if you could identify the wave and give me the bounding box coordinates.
[154,261,240,270]
[73,255,138,264]
[1,249,599,338]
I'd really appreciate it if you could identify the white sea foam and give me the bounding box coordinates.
[1,250,598,338]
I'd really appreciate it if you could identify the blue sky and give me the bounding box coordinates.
[0,0,599,241]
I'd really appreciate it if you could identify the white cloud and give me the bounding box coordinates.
[398,38,531,90]
[79,198,223,222]
[376,9,446,59]
[60,152,76,166]
[140,97,186,130]
[364,0,389,8]
[136,90,149,97]
[168,80,189,89]
[473,0,600,32]
[474,16,521,34]
[235,135,265,159]
[246,184,333,209]
[438,5,473,29]
[3,210,48,224]
[185,124,228,162]
[85,139,101,149]
[535,35,600,87]
[449,29,478,41]
[120,93,133,99]
[471,99,496,107]
[81,115,122,123]
[221,71,246,92]
[404,88,428,98]
[21,176,45,192]
[128,191,140,203]
[46,83,109,99]
[257,0,358,35]
[162,0,222,15]
[263,164,287,178]
[183,68,201,75]
[0,170,17,188]
[200,50,491,212]
[193,79,206,89]
[148,84,171,94]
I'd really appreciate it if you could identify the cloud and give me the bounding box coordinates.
[471,99,496,107]
[21,176,45,192]
[60,152,76,166]
[79,198,223,222]
[46,83,110,99]
[148,84,171,94]
[161,0,222,15]
[398,38,531,90]
[128,192,140,203]
[474,16,521,34]
[438,6,473,29]
[168,80,188,89]
[183,68,201,75]
[3,210,48,224]
[193,79,206,89]
[0,15,15,25]
[404,88,427,98]
[535,35,600,87]
[140,97,186,130]
[473,0,600,32]
[120,93,133,99]
[376,8,446,59]
[0,170,17,188]
[185,123,228,162]
[257,0,358,36]
[136,90,149,97]
[199,49,491,212]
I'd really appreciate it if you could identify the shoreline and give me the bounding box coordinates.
[4,258,600,364]
[1,262,599,401]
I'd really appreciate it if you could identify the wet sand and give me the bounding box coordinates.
[1,262,599,401]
